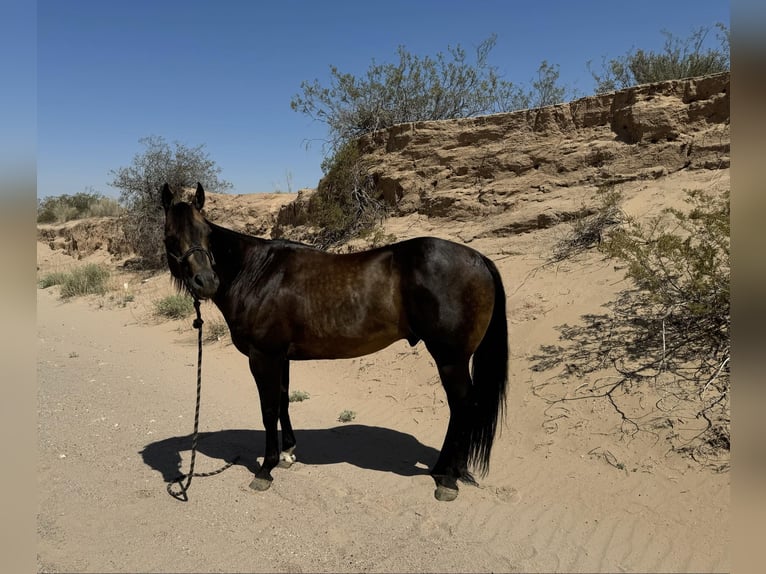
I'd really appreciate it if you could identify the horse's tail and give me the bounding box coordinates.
[467,256,509,478]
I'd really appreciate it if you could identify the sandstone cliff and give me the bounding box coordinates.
[366,73,726,209]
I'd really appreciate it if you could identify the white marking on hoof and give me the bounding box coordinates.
[249,477,272,491]
[434,485,459,502]
[278,449,297,468]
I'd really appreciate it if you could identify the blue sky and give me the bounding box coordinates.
[36,0,730,199]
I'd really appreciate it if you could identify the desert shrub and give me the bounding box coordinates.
[533,188,729,465]
[602,189,730,367]
[337,410,356,423]
[289,390,311,403]
[291,35,533,153]
[37,190,122,223]
[86,196,123,218]
[552,186,624,261]
[154,293,195,319]
[38,271,69,289]
[203,319,229,343]
[590,24,729,93]
[110,136,232,269]
[299,140,387,247]
[49,264,111,298]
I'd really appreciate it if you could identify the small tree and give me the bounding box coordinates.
[110,136,232,268]
[291,34,531,155]
[589,24,730,93]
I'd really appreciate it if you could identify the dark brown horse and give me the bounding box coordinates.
[161,182,508,501]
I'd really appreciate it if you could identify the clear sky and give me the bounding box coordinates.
[36,0,730,199]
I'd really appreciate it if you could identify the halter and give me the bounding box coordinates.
[168,245,218,300]
[168,245,216,268]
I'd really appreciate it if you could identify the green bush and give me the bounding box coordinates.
[601,189,730,368]
[291,35,534,152]
[301,141,386,247]
[589,24,729,93]
[41,264,111,298]
[153,293,196,319]
[38,271,69,289]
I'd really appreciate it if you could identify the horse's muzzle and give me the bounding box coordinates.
[189,270,220,299]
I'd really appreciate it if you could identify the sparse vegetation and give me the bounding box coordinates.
[338,410,356,423]
[153,293,196,319]
[203,319,229,343]
[37,189,122,224]
[38,264,111,298]
[552,186,624,262]
[589,24,730,93]
[38,271,70,289]
[115,293,135,307]
[527,60,572,108]
[289,390,311,403]
[360,226,398,249]
[110,135,232,269]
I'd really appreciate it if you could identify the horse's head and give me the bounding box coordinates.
[161,182,220,300]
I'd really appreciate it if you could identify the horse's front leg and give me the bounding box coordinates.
[248,350,284,491]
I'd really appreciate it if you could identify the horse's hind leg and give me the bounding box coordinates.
[431,357,474,502]
[278,360,297,468]
[248,351,284,491]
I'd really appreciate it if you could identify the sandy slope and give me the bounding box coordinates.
[37,170,729,573]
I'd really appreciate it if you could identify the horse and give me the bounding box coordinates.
[161,182,509,501]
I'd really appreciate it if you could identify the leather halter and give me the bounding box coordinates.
[169,245,216,268]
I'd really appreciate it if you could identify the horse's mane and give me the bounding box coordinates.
[206,218,320,252]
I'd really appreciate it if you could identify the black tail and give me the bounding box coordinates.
[467,257,509,477]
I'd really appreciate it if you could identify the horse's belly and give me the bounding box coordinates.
[287,328,404,361]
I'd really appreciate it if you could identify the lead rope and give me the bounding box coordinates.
[167,298,239,501]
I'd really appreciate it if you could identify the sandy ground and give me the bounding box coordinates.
[37,178,729,572]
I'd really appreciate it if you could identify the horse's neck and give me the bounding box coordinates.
[208,220,270,289]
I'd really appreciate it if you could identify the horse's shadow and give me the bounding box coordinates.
[140,425,440,482]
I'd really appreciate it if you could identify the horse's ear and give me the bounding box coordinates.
[161,182,174,212]
[193,182,205,211]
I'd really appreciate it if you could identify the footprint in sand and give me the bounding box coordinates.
[492,485,521,503]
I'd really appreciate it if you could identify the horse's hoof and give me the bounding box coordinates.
[278,450,297,469]
[434,484,459,502]
[249,477,272,491]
